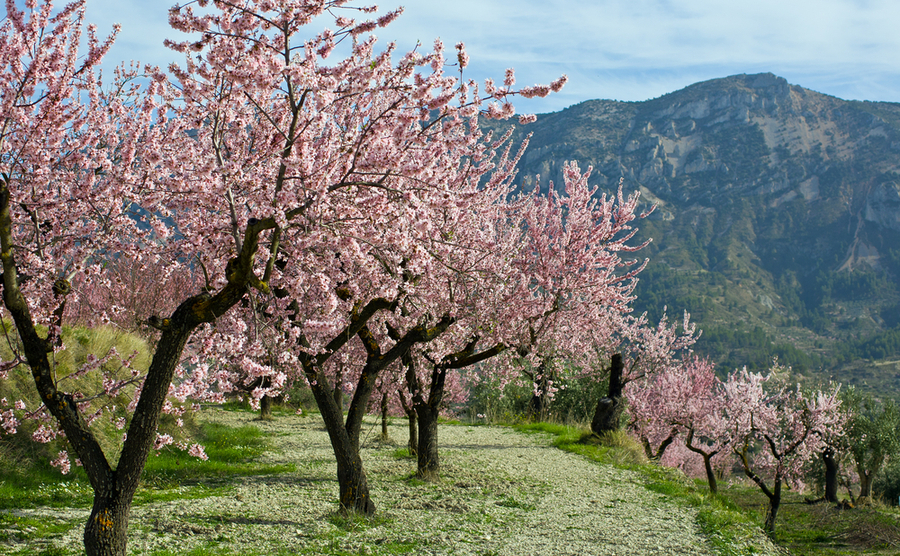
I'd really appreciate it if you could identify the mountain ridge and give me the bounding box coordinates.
[487,72,900,394]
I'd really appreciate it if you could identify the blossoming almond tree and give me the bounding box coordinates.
[397,161,656,480]
[590,309,698,435]
[626,354,730,492]
[0,1,284,554]
[723,365,843,534]
[626,355,718,460]
[163,0,572,515]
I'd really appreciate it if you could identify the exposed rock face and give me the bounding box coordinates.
[865,182,900,232]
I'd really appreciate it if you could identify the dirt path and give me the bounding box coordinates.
[11,410,779,555]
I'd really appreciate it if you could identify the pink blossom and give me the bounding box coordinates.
[154,433,174,450]
[1,410,18,434]
[455,42,469,69]
[188,443,208,461]
[32,425,56,443]
[51,451,71,475]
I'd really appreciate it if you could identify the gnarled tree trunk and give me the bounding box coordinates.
[380,391,390,441]
[306,368,376,515]
[416,400,441,481]
[398,389,417,456]
[857,465,874,503]
[685,428,719,494]
[297,307,454,515]
[591,354,624,435]
[641,429,677,461]
[822,447,838,503]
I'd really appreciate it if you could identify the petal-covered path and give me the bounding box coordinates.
[13,409,779,555]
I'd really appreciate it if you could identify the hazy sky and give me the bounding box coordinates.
[79,0,900,114]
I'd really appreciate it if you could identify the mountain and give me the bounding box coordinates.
[488,73,900,395]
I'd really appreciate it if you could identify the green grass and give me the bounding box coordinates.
[0,462,94,509]
[0,511,82,543]
[140,422,294,491]
[2,419,296,555]
[392,447,415,459]
[0,421,292,509]
[719,485,900,555]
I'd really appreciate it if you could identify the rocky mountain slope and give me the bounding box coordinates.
[489,73,900,393]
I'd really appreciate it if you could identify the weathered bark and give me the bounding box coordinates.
[416,400,440,481]
[409,358,444,480]
[83,494,130,556]
[297,304,453,514]
[857,465,874,501]
[591,354,624,435]
[398,389,417,456]
[641,429,677,461]
[380,391,390,441]
[822,447,838,503]
[304,364,376,515]
[406,410,418,455]
[685,428,719,494]
[333,364,344,412]
[259,394,273,420]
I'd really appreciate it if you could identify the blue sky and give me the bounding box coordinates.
[81,0,900,114]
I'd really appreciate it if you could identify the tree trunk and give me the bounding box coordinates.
[259,394,273,420]
[641,430,677,461]
[306,370,376,515]
[701,453,718,494]
[527,390,543,421]
[398,388,417,455]
[526,363,551,421]
[823,447,838,503]
[685,428,719,494]
[764,480,782,535]
[335,451,376,515]
[380,392,389,441]
[247,373,274,420]
[83,491,131,556]
[416,401,440,481]
[333,365,344,412]
[857,465,874,502]
[407,410,418,456]
[591,354,624,435]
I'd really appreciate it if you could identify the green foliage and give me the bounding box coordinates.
[697,325,824,372]
[466,376,532,424]
[466,370,604,426]
[722,483,900,554]
[842,389,900,494]
[874,459,900,506]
